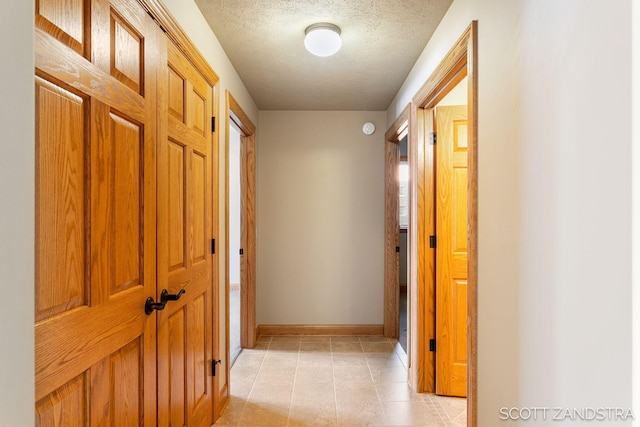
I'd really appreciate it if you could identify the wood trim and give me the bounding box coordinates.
[383,103,412,342]
[385,105,410,142]
[241,131,257,349]
[211,80,222,422]
[412,24,471,108]
[423,107,437,393]
[409,107,437,393]
[384,121,401,338]
[257,324,385,337]
[218,383,229,420]
[138,0,219,86]
[466,21,479,427]
[228,95,256,136]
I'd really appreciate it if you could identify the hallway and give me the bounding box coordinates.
[216,336,466,426]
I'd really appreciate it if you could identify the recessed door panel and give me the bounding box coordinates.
[110,11,143,93]
[35,373,87,427]
[191,151,206,264]
[35,78,87,322]
[168,140,186,271]
[168,309,186,427]
[111,112,143,293]
[36,0,87,55]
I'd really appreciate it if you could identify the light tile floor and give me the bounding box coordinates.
[215,336,466,427]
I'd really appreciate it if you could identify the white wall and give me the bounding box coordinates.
[390,0,634,424]
[632,1,640,425]
[161,0,258,386]
[387,0,471,125]
[257,111,386,325]
[0,0,34,424]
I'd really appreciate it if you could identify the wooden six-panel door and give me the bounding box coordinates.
[34,0,159,424]
[35,0,219,424]
[435,105,468,397]
[156,36,215,427]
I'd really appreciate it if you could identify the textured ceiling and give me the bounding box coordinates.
[194,0,453,111]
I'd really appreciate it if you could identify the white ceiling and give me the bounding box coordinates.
[194,0,453,111]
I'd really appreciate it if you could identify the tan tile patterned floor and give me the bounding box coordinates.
[215,336,466,427]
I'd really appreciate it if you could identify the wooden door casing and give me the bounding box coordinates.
[35,0,159,424]
[435,105,468,397]
[156,35,215,427]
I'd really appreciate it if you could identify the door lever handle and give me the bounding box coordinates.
[161,288,186,304]
[144,289,186,315]
[145,297,166,315]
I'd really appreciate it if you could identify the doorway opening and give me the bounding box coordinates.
[399,136,409,354]
[228,122,242,365]
[384,21,478,427]
[224,91,257,381]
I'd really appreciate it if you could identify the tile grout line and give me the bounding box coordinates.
[240,336,271,426]
[285,340,301,427]
[330,338,340,427]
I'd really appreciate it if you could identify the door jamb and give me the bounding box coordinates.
[383,112,402,339]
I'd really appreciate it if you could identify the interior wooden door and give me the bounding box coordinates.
[34,0,159,424]
[156,35,215,427]
[435,105,468,397]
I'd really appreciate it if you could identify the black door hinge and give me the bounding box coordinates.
[395,246,400,253]
[429,132,437,145]
[429,339,436,352]
[429,235,436,249]
[211,116,216,132]
[211,238,216,254]
[239,248,244,255]
[212,359,221,376]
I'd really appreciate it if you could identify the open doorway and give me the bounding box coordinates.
[398,136,409,353]
[228,122,242,365]
[384,21,478,426]
[224,91,257,379]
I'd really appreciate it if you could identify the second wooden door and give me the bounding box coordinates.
[435,105,468,397]
[156,36,216,426]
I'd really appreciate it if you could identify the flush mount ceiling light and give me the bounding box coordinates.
[304,23,342,57]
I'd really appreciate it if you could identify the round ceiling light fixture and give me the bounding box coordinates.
[304,23,342,57]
